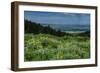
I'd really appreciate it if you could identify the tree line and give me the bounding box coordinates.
[25,19,90,37]
[25,20,68,37]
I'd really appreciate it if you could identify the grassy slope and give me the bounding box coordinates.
[24,33,90,61]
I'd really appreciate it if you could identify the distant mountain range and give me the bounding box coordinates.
[41,24,90,32]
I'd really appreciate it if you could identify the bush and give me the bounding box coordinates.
[24,33,90,61]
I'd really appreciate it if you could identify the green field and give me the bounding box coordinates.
[24,33,90,61]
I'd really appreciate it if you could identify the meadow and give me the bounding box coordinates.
[24,33,90,61]
[24,11,90,61]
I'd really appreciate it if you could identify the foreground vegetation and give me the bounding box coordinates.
[24,33,90,61]
[24,20,90,61]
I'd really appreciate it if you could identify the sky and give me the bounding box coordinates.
[24,11,90,25]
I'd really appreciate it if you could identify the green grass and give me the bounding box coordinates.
[24,33,90,61]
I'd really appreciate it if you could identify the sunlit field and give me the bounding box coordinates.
[24,33,90,61]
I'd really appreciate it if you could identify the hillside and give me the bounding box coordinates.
[24,20,90,37]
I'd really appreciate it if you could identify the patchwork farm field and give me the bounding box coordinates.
[24,33,90,61]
